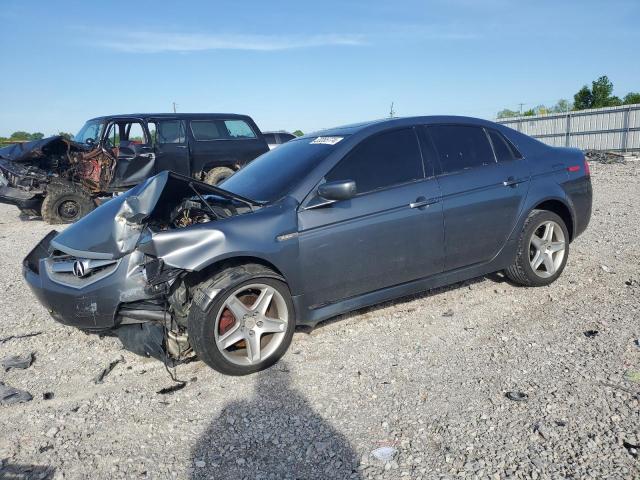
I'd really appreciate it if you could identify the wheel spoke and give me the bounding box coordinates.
[543,252,556,274]
[225,295,251,320]
[531,250,544,270]
[245,332,262,363]
[252,286,275,315]
[543,222,554,241]
[260,316,287,334]
[217,323,244,350]
[531,235,543,249]
[548,241,565,253]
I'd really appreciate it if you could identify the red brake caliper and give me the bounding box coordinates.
[219,308,236,335]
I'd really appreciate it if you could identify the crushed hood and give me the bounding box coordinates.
[50,171,259,259]
[0,136,86,163]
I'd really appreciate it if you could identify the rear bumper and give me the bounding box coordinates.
[22,233,150,332]
[568,176,593,239]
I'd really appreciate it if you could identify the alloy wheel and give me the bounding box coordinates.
[528,220,566,278]
[213,283,289,366]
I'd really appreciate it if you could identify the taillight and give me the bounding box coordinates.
[583,156,591,176]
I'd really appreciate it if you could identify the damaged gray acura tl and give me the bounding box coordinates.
[24,116,592,375]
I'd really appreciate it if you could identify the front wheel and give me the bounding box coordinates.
[188,264,295,375]
[504,210,570,287]
[203,166,235,185]
[41,182,95,224]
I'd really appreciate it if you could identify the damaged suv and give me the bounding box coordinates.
[0,113,268,223]
[24,116,592,375]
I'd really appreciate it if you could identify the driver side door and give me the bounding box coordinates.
[297,127,444,308]
[107,120,157,191]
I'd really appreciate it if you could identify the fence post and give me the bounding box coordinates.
[565,113,571,147]
[621,106,631,152]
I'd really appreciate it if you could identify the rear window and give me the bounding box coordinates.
[487,129,522,161]
[263,133,277,143]
[190,119,256,141]
[428,125,495,174]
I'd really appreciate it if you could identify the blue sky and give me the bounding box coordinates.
[0,0,638,137]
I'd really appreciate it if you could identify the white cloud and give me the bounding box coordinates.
[95,31,367,53]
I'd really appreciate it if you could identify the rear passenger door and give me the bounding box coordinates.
[148,119,190,177]
[298,127,444,307]
[187,118,268,177]
[424,124,529,271]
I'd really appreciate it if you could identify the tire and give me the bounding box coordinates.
[41,182,95,224]
[188,264,295,376]
[504,209,570,287]
[203,167,235,185]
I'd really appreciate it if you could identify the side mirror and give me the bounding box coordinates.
[85,138,95,146]
[317,179,357,201]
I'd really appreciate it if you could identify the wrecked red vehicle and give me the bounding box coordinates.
[0,114,269,223]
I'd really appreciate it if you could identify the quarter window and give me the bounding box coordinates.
[150,120,186,144]
[428,125,495,174]
[326,128,424,194]
[190,119,256,141]
[487,129,522,161]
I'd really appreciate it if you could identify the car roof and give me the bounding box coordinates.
[86,113,253,122]
[304,115,500,138]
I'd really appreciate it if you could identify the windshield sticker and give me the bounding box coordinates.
[310,136,343,145]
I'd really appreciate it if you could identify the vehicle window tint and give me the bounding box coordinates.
[326,128,423,194]
[428,125,495,173]
[263,133,276,143]
[279,133,295,143]
[224,120,256,139]
[155,120,186,144]
[487,129,519,162]
[191,121,223,140]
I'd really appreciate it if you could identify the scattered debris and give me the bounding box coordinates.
[555,420,567,427]
[634,339,640,349]
[194,460,206,468]
[2,352,34,371]
[0,463,55,479]
[156,382,187,395]
[93,356,124,384]
[0,331,43,344]
[371,446,397,462]
[442,309,454,317]
[625,278,639,287]
[43,392,54,400]
[585,150,626,164]
[505,391,528,402]
[0,382,33,405]
[583,330,599,339]
[623,440,639,458]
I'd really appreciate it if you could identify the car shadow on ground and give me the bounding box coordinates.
[302,273,511,334]
[189,364,362,480]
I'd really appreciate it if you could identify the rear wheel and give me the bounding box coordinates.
[505,210,570,286]
[188,264,295,375]
[41,182,95,224]
[204,167,235,185]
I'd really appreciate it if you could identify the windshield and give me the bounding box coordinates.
[220,137,345,202]
[74,120,104,144]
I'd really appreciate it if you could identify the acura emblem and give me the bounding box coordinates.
[73,260,87,278]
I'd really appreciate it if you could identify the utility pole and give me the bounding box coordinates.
[172,102,178,113]
[518,103,525,115]
[389,102,395,118]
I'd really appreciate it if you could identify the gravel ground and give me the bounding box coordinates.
[0,161,638,480]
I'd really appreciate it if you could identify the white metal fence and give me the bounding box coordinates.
[496,103,640,152]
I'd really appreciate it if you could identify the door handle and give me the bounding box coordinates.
[175,145,188,149]
[409,197,438,209]
[502,177,521,187]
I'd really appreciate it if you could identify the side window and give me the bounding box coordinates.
[279,133,296,143]
[191,120,223,141]
[428,125,495,174]
[263,133,276,143]
[487,129,522,161]
[154,120,186,144]
[326,128,423,194]
[124,122,147,144]
[225,120,256,139]
[104,123,118,148]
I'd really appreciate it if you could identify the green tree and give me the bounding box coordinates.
[292,130,304,137]
[497,109,519,119]
[9,131,32,141]
[551,99,573,113]
[58,132,74,140]
[623,92,640,105]
[30,132,45,140]
[574,85,593,110]
[522,108,536,116]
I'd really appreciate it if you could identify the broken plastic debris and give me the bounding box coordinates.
[442,309,454,317]
[94,357,124,384]
[0,382,33,405]
[371,447,397,462]
[623,440,639,458]
[583,330,599,339]
[2,353,34,371]
[505,391,528,402]
[156,382,186,395]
